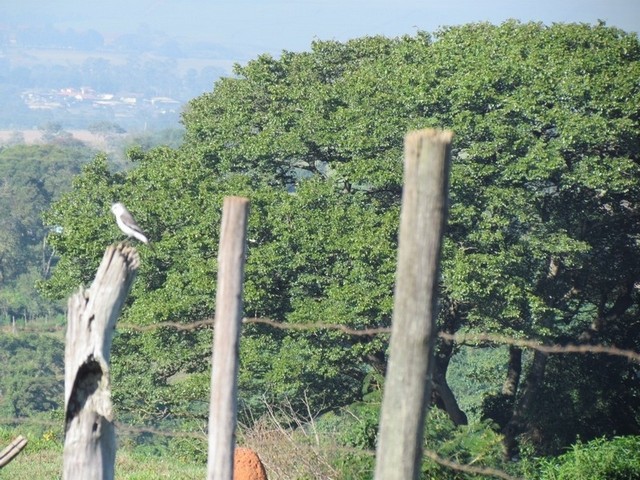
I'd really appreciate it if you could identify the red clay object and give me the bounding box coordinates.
[233,447,268,480]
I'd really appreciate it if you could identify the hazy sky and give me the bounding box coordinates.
[3,0,639,59]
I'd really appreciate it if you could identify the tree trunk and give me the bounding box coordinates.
[432,339,467,424]
[432,373,468,426]
[582,281,635,341]
[502,346,522,397]
[502,349,548,459]
[432,299,468,425]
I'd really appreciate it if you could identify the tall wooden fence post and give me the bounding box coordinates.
[374,129,453,480]
[207,196,250,480]
[64,244,139,480]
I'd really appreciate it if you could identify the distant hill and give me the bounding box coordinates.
[0,129,111,150]
[0,127,184,165]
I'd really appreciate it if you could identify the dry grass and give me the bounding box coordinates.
[238,400,342,480]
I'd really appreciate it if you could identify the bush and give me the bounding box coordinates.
[422,409,508,479]
[317,402,511,480]
[316,401,379,479]
[538,436,640,480]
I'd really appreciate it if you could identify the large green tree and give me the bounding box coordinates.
[43,21,640,455]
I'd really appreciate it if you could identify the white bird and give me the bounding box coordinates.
[110,202,151,246]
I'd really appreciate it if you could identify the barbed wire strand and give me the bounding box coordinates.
[114,317,640,363]
[6,317,639,363]
[423,449,522,480]
[439,331,640,363]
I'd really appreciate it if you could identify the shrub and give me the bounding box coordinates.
[538,436,640,480]
[422,409,508,479]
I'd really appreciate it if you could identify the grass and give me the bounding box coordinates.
[114,452,206,479]
[0,427,336,480]
[0,436,206,480]
[0,446,62,480]
[0,400,343,480]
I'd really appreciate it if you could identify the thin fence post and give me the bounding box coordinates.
[374,128,453,480]
[0,435,28,468]
[63,244,139,480]
[207,196,250,480]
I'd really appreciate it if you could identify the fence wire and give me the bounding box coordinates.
[112,316,640,363]
[6,316,639,363]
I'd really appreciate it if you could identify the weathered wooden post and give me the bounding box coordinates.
[64,244,139,480]
[0,435,28,468]
[374,129,453,480]
[207,196,250,480]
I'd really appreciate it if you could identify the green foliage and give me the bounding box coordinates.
[122,128,185,151]
[447,346,508,422]
[40,154,123,299]
[315,399,384,478]
[526,349,640,455]
[0,421,63,454]
[537,436,640,480]
[88,121,127,135]
[0,425,63,480]
[338,402,380,450]
[0,332,65,418]
[421,409,508,479]
[41,21,640,458]
[165,435,208,465]
[331,451,376,480]
[318,397,509,479]
[0,143,94,321]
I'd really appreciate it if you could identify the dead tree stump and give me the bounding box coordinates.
[63,243,139,480]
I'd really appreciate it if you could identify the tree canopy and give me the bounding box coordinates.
[0,143,94,321]
[43,21,640,456]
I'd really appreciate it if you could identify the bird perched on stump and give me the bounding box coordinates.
[111,202,153,248]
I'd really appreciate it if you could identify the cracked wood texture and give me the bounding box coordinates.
[63,244,139,480]
[374,129,452,480]
[207,197,250,480]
